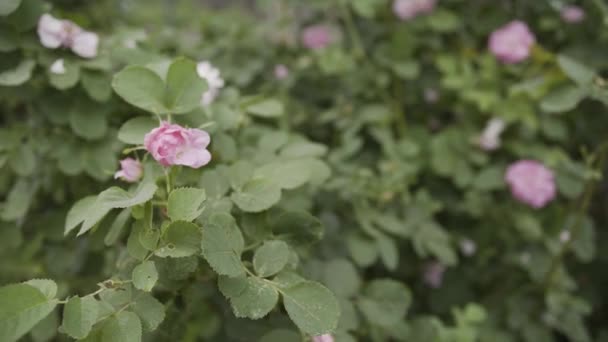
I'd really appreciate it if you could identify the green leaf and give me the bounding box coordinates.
[81,71,112,102]
[229,277,279,319]
[557,55,595,85]
[323,259,361,298]
[48,61,80,90]
[132,293,165,331]
[245,98,284,118]
[270,210,324,245]
[259,329,301,342]
[540,85,585,113]
[112,66,168,114]
[357,279,411,327]
[280,141,327,158]
[104,208,131,246]
[218,275,248,298]
[69,106,107,140]
[127,223,148,261]
[64,196,97,235]
[201,213,245,277]
[101,311,142,342]
[253,240,290,277]
[167,187,206,221]
[0,59,34,86]
[230,178,282,213]
[23,279,57,299]
[1,178,36,221]
[155,221,202,258]
[165,57,208,114]
[0,0,21,16]
[61,296,98,339]
[254,160,311,190]
[0,283,58,342]
[117,117,158,145]
[132,261,158,292]
[282,281,340,336]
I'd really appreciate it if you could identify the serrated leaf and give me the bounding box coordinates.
[254,160,311,190]
[245,98,284,118]
[253,240,290,277]
[230,277,278,319]
[201,213,244,277]
[0,59,35,86]
[167,187,206,221]
[64,196,97,235]
[132,293,165,331]
[117,117,158,145]
[218,275,248,299]
[61,296,98,339]
[165,57,208,114]
[155,221,201,258]
[356,279,411,327]
[282,281,340,336]
[104,208,131,246]
[230,178,281,213]
[101,311,141,342]
[128,223,149,261]
[23,279,57,299]
[132,261,158,292]
[0,283,58,342]
[112,66,168,114]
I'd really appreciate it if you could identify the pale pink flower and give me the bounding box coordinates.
[274,64,289,80]
[478,118,506,151]
[312,334,334,342]
[505,160,556,208]
[561,5,585,23]
[392,0,436,20]
[144,122,211,168]
[196,61,224,106]
[49,59,66,75]
[488,21,535,64]
[423,261,446,288]
[37,13,99,58]
[302,25,333,50]
[114,158,143,183]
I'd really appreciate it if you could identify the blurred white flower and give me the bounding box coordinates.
[71,31,99,58]
[460,238,477,256]
[478,117,506,151]
[196,61,225,106]
[559,230,571,243]
[49,59,66,75]
[37,13,99,58]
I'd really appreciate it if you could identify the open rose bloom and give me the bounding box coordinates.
[114,158,143,183]
[144,122,211,169]
[301,25,334,50]
[488,21,535,64]
[37,13,99,58]
[505,160,556,208]
[392,0,436,20]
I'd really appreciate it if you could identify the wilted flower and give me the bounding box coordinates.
[196,61,225,106]
[460,238,477,256]
[488,21,535,64]
[114,158,143,183]
[505,160,556,208]
[561,5,585,23]
[49,59,66,75]
[37,13,99,58]
[312,334,334,342]
[274,64,289,80]
[301,25,333,50]
[392,0,436,20]
[144,122,212,168]
[423,261,446,288]
[478,118,506,151]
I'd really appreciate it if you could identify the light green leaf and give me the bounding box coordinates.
[230,277,279,319]
[64,196,97,235]
[117,117,158,145]
[227,160,254,191]
[48,62,79,90]
[254,160,311,190]
[1,178,36,221]
[155,221,201,258]
[167,187,206,222]
[132,261,158,292]
[69,107,107,140]
[128,223,149,261]
[104,208,131,246]
[201,213,244,277]
[230,178,281,213]
[218,275,248,299]
[357,279,411,327]
[323,259,361,298]
[282,281,340,336]
[245,98,284,118]
[165,57,208,114]
[280,141,327,158]
[540,85,586,113]
[0,283,58,342]
[112,66,168,114]
[131,293,165,331]
[61,296,98,339]
[23,279,57,299]
[0,59,35,86]
[81,71,112,102]
[557,55,595,85]
[253,240,290,277]
[101,311,141,342]
[0,0,21,16]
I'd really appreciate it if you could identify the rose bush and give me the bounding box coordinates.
[1,0,608,341]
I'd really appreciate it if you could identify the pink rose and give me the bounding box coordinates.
[274,64,289,80]
[423,261,446,289]
[144,122,211,168]
[561,5,585,23]
[393,0,436,20]
[505,160,556,208]
[488,21,535,64]
[114,158,143,183]
[37,13,99,58]
[312,334,334,342]
[302,25,333,50]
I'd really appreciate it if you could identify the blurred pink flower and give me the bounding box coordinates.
[274,64,289,80]
[312,335,334,342]
[561,5,585,23]
[114,158,142,183]
[144,122,211,168]
[488,21,535,64]
[37,13,99,58]
[393,0,436,21]
[505,160,556,208]
[423,261,446,288]
[478,118,506,151]
[302,25,333,50]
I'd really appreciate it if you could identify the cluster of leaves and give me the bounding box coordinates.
[1,0,608,341]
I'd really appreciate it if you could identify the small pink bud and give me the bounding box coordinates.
[274,64,289,80]
[302,25,333,50]
[392,0,436,20]
[505,160,556,208]
[561,5,585,23]
[488,21,535,64]
[312,334,334,342]
[114,158,143,183]
[423,261,446,288]
[144,122,212,169]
